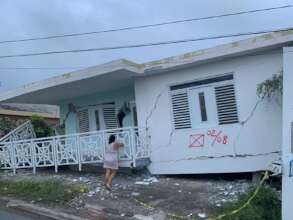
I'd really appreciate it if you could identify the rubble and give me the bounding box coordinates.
[0,169,255,220]
[198,213,207,218]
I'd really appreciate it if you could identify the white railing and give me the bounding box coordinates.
[0,127,150,174]
[0,120,36,143]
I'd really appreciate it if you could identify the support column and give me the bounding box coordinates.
[282,47,293,220]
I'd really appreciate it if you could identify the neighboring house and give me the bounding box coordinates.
[0,103,59,122]
[0,103,59,137]
[0,30,292,177]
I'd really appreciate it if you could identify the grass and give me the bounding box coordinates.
[218,186,281,220]
[0,179,87,204]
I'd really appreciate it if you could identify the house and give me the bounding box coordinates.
[0,103,59,123]
[1,30,293,219]
[0,30,292,175]
[0,103,59,138]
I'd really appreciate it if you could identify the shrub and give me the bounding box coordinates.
[0,117,15,136]
[257,71,283,99]
[31,114,54,138]
[219,186,281,220]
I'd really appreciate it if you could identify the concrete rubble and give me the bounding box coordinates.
[0,169,255,220]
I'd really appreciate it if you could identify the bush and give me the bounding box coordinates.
[31,114,54,138]
[0,117,15,136]
[219,186,281,220]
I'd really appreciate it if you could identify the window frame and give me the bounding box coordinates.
[169,73,239,131]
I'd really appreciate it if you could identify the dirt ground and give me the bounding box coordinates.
[0,168,253,220]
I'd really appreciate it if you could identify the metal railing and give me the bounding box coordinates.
[0,120,36,143]
[0,127,150,174]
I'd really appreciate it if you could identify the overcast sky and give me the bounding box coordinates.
[0,0,293,92]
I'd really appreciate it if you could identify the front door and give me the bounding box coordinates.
[89,104,117,131]
[188,86,218,128]
[90,106,106,131]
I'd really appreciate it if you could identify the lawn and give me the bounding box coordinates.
[0,179,87,204]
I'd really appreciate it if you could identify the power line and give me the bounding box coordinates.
[0,4,292,44]
[0,67,87,70]
[0,27,292,59]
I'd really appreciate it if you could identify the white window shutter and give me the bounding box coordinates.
[215,84,239,125]
[77,109,90,133]
[102,106,118,129]
[171,91,192,129]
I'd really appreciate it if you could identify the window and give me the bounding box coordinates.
[188,86,218,127]
[77,104,118,132]
[170,74,238,129]
[171,91,192,129]
[215,84,239,125]
[77,109,90,133]
[132,106,138,127]
[198,92,207,122]
[102,105,118,129]
[94,110,101,130]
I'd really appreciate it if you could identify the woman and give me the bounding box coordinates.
[103,134,124,190]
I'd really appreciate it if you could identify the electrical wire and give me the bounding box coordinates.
[0,67,86,70]
[0,27,292,59]
[0,4,292,44]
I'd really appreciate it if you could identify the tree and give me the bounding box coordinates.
[30,114,54,138]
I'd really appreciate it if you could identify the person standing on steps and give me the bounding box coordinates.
[103,134,124,190]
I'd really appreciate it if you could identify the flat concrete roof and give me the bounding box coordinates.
[1,30,293,104]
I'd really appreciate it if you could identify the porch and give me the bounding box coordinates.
[0,126,150,174]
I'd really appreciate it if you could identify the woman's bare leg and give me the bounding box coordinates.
[105,169,111,184]
[107,169,117,187]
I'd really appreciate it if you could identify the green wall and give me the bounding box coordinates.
[59,86,135,134]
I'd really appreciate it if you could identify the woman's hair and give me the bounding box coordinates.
[108,134,116,144]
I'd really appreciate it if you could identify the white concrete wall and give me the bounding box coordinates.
[135,51,283,174]
[282,47,293,220]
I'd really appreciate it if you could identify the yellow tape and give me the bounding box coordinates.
[134,171,269,220]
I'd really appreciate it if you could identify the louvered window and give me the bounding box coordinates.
[171,91,192,129]
[102,106,118,129]
[77,109,90,133]
[170,74,238,129]
[215,84,239,125]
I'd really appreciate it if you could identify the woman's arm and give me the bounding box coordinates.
[113,142,124,150]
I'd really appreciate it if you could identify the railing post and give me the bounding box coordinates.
[31,140,36,174]
[77,135,82,172]
[147,128,151,157]
[53,137,58,173]
[102,131,106,163]
[10,143,16,175]
[131,127,136,168]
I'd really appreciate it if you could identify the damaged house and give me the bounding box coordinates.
[0,31,292,181]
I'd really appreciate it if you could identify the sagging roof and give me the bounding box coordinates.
[0,103,59,118]
[1,30,293,104]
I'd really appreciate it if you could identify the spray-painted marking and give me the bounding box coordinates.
[189,134,205,147]
[207,129,228,146]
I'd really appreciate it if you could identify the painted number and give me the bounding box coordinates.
[207,129,228,146]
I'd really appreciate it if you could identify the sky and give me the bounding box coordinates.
[0,0,293,92]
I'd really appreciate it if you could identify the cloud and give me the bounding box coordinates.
[0,0,293,91]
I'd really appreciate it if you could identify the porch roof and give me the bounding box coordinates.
[0,60,142,104]
[1,30,293,105]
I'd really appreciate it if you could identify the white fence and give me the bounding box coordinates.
[0,120,36,143]
[0,127,150,174]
